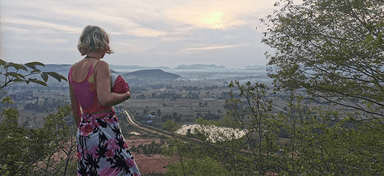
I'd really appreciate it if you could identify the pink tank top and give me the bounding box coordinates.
[68,61,112,114]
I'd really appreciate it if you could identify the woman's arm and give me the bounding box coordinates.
[95,61,131,106]
[69,83,82,128]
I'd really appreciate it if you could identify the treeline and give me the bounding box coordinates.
[196,111,220,120]
[161,112,182,122]
[24,98,69,112]
[135,90,182,100]
[8,90,37,102]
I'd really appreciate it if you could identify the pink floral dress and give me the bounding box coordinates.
[69,61,140,176]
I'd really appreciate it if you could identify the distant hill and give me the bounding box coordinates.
[245,65,267,70]
[174,64,226,69]
[109,65,171,71]
[43,64,117,74]
[122,69,180,80]
[40,64,72,73]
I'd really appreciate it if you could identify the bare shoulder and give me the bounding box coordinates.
[94,60,110,71]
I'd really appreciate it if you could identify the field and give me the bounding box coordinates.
[122,98,227,123]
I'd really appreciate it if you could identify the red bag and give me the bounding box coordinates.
[111,75,129,93]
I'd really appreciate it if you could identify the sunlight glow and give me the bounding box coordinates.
[202,12,224,28]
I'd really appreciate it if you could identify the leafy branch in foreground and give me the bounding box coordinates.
[0,59,67,88]
[0,58,75,175]
[262,0,384,117]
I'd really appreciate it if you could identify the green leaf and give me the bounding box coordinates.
[13,78,24,82]
[40,72,48,82]
[0,59,6,66]
[3,62,12,69]
[13,63,28,72]
[46,72,68,82]
[3,63,28,72]
[24,61,45,68]
[366,35,374,42]
[4,72,25,79]
[24,64,36,70]
[2,96,15,104]
[30,69,41,74]
[27,78,47,86]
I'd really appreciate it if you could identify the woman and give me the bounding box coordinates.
[68,25,141,176]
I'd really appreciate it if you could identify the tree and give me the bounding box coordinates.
[259,0,384,174]
[156,108,161,117]
[262,0,384,117]
[143,108,148,115]
[0,59,76,175]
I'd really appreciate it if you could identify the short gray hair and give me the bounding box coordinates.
[77,25,113,56]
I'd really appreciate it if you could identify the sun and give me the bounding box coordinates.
[202,11,224,28]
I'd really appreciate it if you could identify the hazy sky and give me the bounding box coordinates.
[1,0,290,69]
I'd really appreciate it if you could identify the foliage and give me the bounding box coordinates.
[24,97,69,112]
[135,140,165,156]
[196,111,221,120]
[163,131,231,176]
[262,0,384,117]
[0,99,29,175]
[163,119,179,132]
[0,59,67,88]
[163,81,278,175]
[0,59,76,175]
[161,113,182,122]
[165,156,230,176]
[257,1,384,173]
[27,106,78,176]
[163,80,384,175]
[0,103,77,175]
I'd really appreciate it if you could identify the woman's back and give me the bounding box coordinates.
[70,59,96,83]
[68,58,111,114]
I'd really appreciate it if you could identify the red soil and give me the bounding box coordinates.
[125,137,168,174]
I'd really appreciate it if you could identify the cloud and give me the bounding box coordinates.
[2,0,168,37]
[165,0,277,30]
[188,44,240,51]
[2,17,82,34]
[178,43,252,54]
[8,35,68,44]
[130,28,167,37]
[1,0,276,67]
[1,26,30,34]
[112,40,157,53]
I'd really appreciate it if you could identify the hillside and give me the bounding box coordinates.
[122,69,180,80]
[109,65,171,72]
